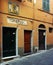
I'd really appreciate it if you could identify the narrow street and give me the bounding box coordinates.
[0,0,53,64]
[1,48,53,65]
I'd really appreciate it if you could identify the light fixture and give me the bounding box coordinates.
[34,0,36,4]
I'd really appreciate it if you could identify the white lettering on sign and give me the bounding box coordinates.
[7,17,19,24]
[19,20,27,25]
[7,17,27,25]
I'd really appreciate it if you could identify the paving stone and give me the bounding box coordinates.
[1,48,53,65]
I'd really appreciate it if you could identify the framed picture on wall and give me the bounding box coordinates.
[8,2,13,13]
[8,2,19,14]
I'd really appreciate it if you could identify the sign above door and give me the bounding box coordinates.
[7,17,27,25]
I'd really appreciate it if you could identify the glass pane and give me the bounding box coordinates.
[47,0,49,2]
[46,3,49,12]
[42,0,49,12]
[43,1,46,10]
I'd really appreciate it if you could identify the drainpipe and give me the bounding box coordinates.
[31,0,37,53]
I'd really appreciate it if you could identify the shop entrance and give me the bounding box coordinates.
[24,30,32,53]
[2,27,16,57]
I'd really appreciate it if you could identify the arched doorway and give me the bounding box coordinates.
[38,24,46,50]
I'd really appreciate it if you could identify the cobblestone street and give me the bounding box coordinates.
[0,0,53,65]
[1,48,53,65]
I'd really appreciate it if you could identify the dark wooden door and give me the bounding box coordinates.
[39,30,46,50]
[0,23,2,57]
[3,27,16,57]
[24,30,31,53]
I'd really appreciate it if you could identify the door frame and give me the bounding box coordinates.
[1,27,19,59]
[23,30,33,53]
[38,28,47,50]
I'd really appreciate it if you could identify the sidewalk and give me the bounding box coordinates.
[1,49,53,65]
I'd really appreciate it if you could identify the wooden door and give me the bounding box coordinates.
[24,30,32,53]
[0,23,2,57]
[3,27,16,57]
[39,30,46,50]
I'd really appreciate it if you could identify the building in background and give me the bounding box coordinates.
[0,0,53,61]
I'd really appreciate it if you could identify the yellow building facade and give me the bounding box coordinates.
[0,0,53,60]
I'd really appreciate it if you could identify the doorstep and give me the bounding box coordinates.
[23,52,34,56]
[0,55,20,63]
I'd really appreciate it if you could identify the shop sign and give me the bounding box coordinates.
[19,20,27,25]
[7,17,27,25]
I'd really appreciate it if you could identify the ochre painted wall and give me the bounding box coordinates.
[33,0,53,46]
[34,0,53,24]
[0,0,53,54]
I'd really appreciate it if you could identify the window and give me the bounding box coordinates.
[49,27,53,33]
[8,2,19,14]
[42,0,49,12]
[39,24,46,28]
